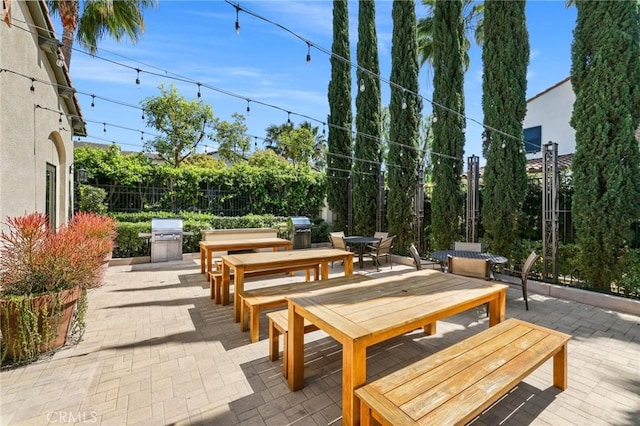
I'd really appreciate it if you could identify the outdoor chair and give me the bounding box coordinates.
[409,244,441,271]
[519,251,539,310]
[447,256,491,280]
[329,232,350,268]
[365,235,395,271]
[453,241,484,252]
[373,231,389,239]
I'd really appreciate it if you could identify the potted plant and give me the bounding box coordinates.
[0,212,117,364]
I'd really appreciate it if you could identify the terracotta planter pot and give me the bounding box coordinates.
[1,286,81,361]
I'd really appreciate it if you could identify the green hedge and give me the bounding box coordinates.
[112,213,330,258]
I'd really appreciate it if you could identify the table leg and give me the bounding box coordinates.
[207,250,213,274]
[553,343,568,390]
[287,302,305,391]
[344,255,354,276]
[200,247,205,274]
[320,262,329,280]
[233,268,245,323]
[358,244,364,269]
[488,288,506,326]
[221,262,231,306]
[342,339,366,426]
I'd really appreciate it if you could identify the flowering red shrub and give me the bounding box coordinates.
[0,212,117,295]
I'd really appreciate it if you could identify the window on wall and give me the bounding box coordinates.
[46,163,56,228]
[523,126,542,153]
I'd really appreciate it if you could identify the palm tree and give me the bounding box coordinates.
[417,0,484,71]
[48,0,157,69]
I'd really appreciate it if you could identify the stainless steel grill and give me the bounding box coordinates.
[288,216,312,250]
[150,218,185,262]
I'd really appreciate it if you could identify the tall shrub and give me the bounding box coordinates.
[353,0,382,236]
[430,0,466,250]
[387,0,422,253]
[327,0,353,233]
[570,0,640,288]
[481,0,529,258]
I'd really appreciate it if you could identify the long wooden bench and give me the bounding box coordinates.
[241,274,372,343]
[208,264,319,302]
[355,318,570,426]
[267,310,319,378]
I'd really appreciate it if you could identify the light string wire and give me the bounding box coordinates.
[227,0,523,145]
[8,15,469,171]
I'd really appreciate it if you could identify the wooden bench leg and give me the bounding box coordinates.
[209,273,215,300]
[282,329,288,379]
[423,322,436,335]
[269,319,280,362]
[214,275,222,304]
[553,343,568,390]
[241,300,250,332]
[250,305,261,343]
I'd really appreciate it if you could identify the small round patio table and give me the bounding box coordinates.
[344,236,381,269]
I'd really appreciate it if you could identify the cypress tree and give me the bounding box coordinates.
[354,0,382,236]
[430,0,466,250]
[481,0,529,258]
[387,0,422,253]
[327,0,353,233]
[570,0,640,288]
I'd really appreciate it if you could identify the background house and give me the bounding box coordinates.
[522,77,575,171]
[0,0,85,231]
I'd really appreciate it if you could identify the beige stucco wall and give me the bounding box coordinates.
[524,79,576,159]
[0,2,74,231]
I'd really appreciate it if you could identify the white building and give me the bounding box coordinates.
[0,0,85,231]
[523,77,575,160]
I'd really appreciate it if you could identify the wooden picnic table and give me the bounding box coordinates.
[199,238,293,274]
[286,269,508,426]
[221,248,354,323]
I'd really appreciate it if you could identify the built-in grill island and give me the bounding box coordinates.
[147,218,191,263]
[288,216,312,250]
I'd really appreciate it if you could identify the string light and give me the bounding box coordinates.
[235,5,241,35]
[135,68,141,87]
[141,131,144,141]
[359,78,365,92]
[141,109,145,121]
[56,52,64,68]
[306,42,311,64]
[287,111,291,125]
[501,140,506,149]
[30,78,35,92]
[322,123,326,136]
[103,123,107,133]
[246,99,250,114]
[58,113,63,124]
[254,136,258,149]
[401,92,407,110]
[197,83,201,98]
[90,94,95,109]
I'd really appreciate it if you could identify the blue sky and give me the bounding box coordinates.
[64,0,577,162]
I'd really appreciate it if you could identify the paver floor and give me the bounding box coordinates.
[1,258,638,425]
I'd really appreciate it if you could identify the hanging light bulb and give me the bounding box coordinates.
[254,136,258,149]
[306,42,311,65]
[235,5,241,35]
[401,94,407,110]
[103,123,107,133]
[58,113,63,124]
[246,99,251,114]
[30,78,35,92]
[501,140,506,149]
[90,95,95,109]
[287,112,291,125]
[135,69,141,87]
[141,109,145,121]
[432,114,437,123]
[322,123,326,136]
[56,52,64,68]
[197,83,201,98]
[359,78,365,92]
[141,131,144,141]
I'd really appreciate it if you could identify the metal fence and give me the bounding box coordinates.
[95,184,277,216]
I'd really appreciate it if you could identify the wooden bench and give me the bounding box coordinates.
[267,310,319,378]
[355,318,570,426]
[241,274,372,343]
[208,264,319,302]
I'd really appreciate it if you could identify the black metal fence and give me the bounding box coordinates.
[96,184,278,216]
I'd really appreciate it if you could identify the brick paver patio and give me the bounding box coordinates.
[1,258,638,425]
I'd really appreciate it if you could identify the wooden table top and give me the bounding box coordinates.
[222,248,353,269]
[199,237,292,251]
[287,269,508,343]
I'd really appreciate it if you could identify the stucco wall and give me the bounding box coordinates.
[0,2,74,230]
[523,79,576,158]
